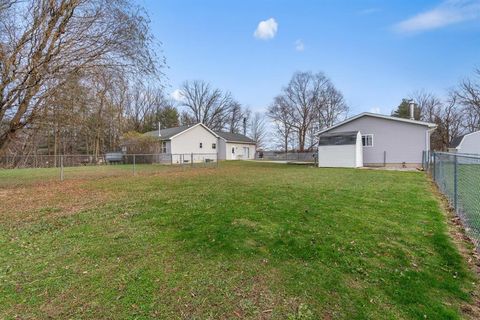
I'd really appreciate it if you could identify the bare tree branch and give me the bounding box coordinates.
[0,0,162,154]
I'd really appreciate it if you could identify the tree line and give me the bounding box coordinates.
[0,0,267,158]
[267,71,349,152]
[391,69,480,151]
[0,0,159,157]
[1,1,479,159]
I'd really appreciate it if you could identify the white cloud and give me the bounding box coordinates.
[171,89,184,102]
[394,0,480,33]
[253,18,278,40]
[369,107,381,114]
[294,39,305,52]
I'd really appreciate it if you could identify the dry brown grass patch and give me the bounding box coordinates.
[0,179,116,226]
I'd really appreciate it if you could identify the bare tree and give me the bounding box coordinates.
[406,90,464,151]
[124,84,168,132]
[463,106,480,133]
[179,80,236,131]
[455,69,480,131]
[248,112,267,149]
[268,71,348,151]
[317,83,348,128]
[179,110,196,126]
[437,93,463,150]
[268,96,293,152]
[410,90,442,122]
[228,102,250,134]
[0,0,160,154]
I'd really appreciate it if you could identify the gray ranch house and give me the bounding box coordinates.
[317,112,437,168]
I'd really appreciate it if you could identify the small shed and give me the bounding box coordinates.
[318,131,363,168]
[448,131,480,155]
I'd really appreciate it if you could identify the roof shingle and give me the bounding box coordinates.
[144,125,194,140]
[144,124,256,144]
[215,131,256,144]
[449,134,466,148]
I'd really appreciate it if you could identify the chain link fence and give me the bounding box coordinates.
[425,151,480,249]
[0,153,218,184]
[256,151,317,162]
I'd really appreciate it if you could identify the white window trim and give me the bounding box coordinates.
[362,134,374,147]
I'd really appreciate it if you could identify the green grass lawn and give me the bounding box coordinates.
[0,163,216,187]
[0,162,477,319]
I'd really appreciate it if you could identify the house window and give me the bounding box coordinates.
[231,147,235,154]
[212,143,216,149]
[199,142,203,149]
[161,141,167,153]
[362,134,373,147]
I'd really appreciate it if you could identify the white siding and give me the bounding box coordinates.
[355,133,363,167]
[170,125,218,155]
[225,143,256,160]
[318,133,363,168]
[458,131,480,155]
[318,145,357,167]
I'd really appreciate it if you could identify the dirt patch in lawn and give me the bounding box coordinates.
[0,179,117,226]
[0,166,222,227]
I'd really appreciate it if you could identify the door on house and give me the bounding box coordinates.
[243,147,249,159]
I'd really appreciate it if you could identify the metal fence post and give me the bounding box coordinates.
[60,155,64,181]
[133,154,136,175]
[191,153,193,167]
[454,154,458,212]
[433,152,436,181]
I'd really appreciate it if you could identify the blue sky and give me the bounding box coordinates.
[140,0,480,116]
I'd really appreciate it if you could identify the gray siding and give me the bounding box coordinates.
[328,116,429,164]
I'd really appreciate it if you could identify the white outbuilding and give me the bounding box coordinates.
[318,131,363,168]
[448,131,480,155]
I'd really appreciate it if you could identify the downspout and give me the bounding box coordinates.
[426,127,436,153]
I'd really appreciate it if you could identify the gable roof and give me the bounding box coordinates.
[449,131,480,149]
[317,112,437,135]
[144,125,193,140]
[215,131,256,144]
[449,134,466,148]
[144,123,219,140]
